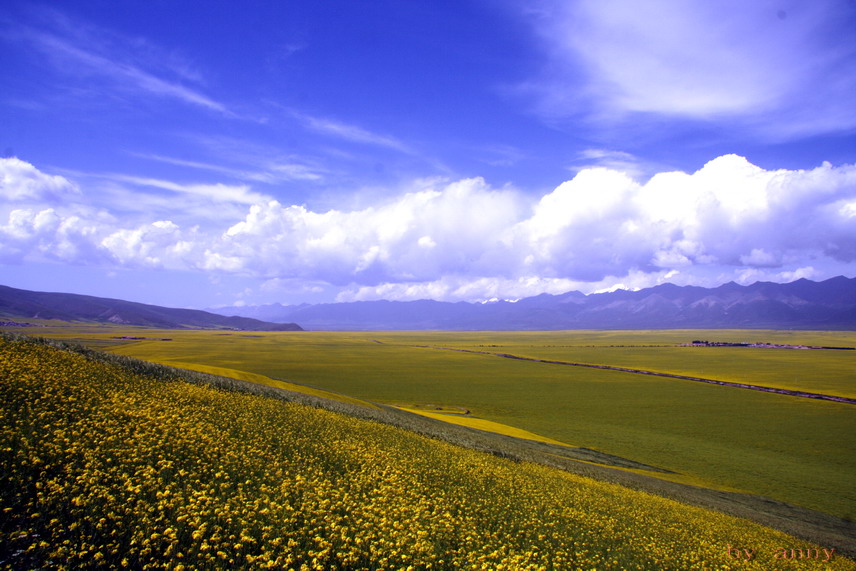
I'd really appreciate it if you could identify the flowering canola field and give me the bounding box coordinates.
[1,335,851,570]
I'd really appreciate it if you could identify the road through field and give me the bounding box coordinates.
[419,345,856,405]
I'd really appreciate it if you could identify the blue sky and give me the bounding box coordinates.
[1,0,855,309]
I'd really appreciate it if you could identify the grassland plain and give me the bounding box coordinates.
[3,327,856,519]
[55,326,852,520]
[2,324,855,520]
[1,334,854,570]
[435,329,856,399]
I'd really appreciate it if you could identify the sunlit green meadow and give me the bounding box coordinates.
[10,323,854,521]
[2,333,854,569]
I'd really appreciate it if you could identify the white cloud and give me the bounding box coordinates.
[0,207,106,264]
[775,266,819,283]
[572,149,640,173]
[201,250,244,273]
[218,178,522,283]
[11,17,229,114]
[100,220,187,267]
[336,275,585,302]
[417,236,437,249]
[46,166,277,225]
[0,158,265,266]
[565,1,794,115]
[199,154,856,294]
[105,175,269,205]
[260,277,326,295]
[296,112,413,153]
[2,155,855,301]
[0,157,80,201]
[739,248,779,267]
[512,167,650,280]
[525,0,856,138]
[130,153,324,184]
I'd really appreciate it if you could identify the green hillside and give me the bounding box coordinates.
[0,284,302,331]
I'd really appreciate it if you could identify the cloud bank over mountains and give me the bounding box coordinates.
[2,155,855,302]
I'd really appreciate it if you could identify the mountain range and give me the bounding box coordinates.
[0,284,302,331]
[212,276,856,330]
[1,277,853,331]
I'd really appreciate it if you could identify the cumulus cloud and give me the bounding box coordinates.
[100,220,191,268]
[2,155,855,301]
[0,207,106,264]
[210,154,856,296]
[217,178,522,283]
[0,157,80,202]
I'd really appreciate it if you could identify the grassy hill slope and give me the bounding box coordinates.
[1,334,853,569]
[0,284,302,331]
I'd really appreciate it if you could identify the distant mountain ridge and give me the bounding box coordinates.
[212,276,856,330]
[0,285,302,331]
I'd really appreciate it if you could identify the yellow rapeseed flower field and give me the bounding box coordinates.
[0,335,851,569]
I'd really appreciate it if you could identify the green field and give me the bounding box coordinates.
[5,324,856,522]
[6,333,854,569]
[429,329,856,398]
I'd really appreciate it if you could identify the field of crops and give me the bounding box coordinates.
[36,326,846,520]
[1,333,852,569]
[433,329,856,398]
[4,324,855,521]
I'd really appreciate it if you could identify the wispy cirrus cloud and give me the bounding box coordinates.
[295,112,414,154]
[475,144,529,168]
[3,7,229,114]
[102,174,269,205]
[129,152,324,184]
[36,164,275,226]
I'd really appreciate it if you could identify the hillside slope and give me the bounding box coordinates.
[1,334,853,569]
[0,284,302,330]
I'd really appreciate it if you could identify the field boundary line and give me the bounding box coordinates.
[418,346,856,405]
